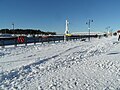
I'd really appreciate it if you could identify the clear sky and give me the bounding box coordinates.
[0,0,120,34]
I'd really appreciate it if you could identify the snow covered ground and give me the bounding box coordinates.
[0,36,120,90]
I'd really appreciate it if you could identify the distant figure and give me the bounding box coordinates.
[118,35,120,41]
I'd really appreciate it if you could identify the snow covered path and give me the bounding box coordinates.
[0,41,85,71]
[0,36,120,90]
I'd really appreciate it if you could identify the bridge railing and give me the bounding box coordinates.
[0,35,100,48]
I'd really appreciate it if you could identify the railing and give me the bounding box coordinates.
[0,35,100,48]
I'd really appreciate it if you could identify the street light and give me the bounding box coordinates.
[105,26,110,32]
[86,19,93,41]
[105,26,110,36]
[12,23,14,30]
[12,23,15,35]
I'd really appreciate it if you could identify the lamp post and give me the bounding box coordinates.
[105,26,110,36]
[110,29,113,36]
[12,23,15,35]
[86,19,93,41]
[12,23,14,30]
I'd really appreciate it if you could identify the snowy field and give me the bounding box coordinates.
[0,36,120,90]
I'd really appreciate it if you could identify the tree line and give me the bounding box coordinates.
[0,29,56,35]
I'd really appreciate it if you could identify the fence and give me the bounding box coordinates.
[0,35,100,47]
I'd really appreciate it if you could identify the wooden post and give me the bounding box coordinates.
[41,38,43,44]
[48,38,49,43]
[63,36,64,41]
[14,38,17,47]
[59,37,60,42]
[25,36,27,46]
[1,40,4,48]
[34,38,36,45]
[54,38,55,43]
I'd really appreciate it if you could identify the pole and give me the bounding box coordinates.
[12,23,15,35]
[64,19,69,41]
[88,19,90,41]
[86,19,93,41]
[65,20,69,34]
[12,23,14,30]
[105,26,110,36]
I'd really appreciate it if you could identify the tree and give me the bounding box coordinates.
[0,29,56,35]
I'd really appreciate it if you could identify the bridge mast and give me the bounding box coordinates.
[65,19,69,34]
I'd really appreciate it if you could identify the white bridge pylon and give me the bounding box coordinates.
[65,19,69,34]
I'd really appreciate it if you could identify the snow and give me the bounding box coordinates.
[0,36,120,90]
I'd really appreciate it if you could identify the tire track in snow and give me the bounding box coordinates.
[0,46,81,85]
[0,46,80,64]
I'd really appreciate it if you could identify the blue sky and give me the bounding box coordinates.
[0,0,120,33]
